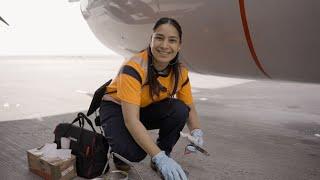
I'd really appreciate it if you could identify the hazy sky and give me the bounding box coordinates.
[0,0,115,55]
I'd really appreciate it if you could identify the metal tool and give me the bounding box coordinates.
[180,132,210,156]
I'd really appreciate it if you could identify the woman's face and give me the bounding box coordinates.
[150,24,181,65]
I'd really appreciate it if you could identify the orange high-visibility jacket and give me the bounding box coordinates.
[104,50,193,107]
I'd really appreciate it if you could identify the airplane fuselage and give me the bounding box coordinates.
[81,0,320,83]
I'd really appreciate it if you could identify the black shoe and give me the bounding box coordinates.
[113,157,131,171]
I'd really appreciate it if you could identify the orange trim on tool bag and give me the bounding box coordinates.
[239,0,271,79]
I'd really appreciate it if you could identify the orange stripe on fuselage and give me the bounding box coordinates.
[239,0,271,79]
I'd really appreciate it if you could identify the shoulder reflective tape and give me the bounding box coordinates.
[181,77,190,88]
[121,65,142,84]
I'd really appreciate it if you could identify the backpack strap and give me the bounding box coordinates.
[87,79,112,116]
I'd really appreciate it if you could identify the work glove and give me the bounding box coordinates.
[152,151,188,180]
[186,128,204,153]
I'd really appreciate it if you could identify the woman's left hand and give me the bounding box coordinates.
[186,129,204,153]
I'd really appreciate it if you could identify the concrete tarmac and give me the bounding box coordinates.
[0,56,251,121]
[0,57,319,180]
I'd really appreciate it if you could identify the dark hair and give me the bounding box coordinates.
[147,17,182,100]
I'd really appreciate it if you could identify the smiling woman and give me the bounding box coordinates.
[150,24,181,70]
[99,17,204,180]
[0,0,113,55]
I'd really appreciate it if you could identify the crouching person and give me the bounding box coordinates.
[100,17,204,180]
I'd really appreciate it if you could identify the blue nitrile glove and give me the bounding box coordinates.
[186,129,204,153]
[152,151,188,180]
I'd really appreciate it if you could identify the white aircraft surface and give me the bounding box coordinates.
[80,0,320,83]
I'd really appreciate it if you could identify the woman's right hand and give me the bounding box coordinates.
[152,151,188,180]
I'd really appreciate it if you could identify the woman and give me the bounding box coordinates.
[100,17,204,180]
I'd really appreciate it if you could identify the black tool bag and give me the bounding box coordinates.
[54,112,109,179]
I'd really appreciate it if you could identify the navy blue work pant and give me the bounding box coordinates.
[99,98,189,162]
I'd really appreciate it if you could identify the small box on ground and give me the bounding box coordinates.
[27,147,77,180]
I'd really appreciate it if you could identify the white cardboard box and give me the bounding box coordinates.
[27,147,77,180]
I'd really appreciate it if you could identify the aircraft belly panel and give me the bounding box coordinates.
[246,0,320,82]
[179,0,264,78]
